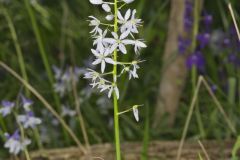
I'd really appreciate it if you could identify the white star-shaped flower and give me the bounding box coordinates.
[17,111,42,129]
[118,9,142,35]
[103,32,133,54]
[92,47,115,73]
[89,16,101,35]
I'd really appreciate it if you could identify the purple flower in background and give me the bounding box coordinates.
[178,36,191,54]
[202,12,213,29]
[0,100,15,117]
[186,51,205,71]
[197,33,210,49]
[184,0,193,31]
[53,65,85,97]
[228,53,240,67]
[17,111,42,129]
[21,95,33,111]
[4,130,31,155]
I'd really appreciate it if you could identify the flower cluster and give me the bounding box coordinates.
[0,95,41,155]
[178,0,213,72]
[86,0,147,100]
[53,66,85,97]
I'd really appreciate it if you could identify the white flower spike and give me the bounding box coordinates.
[87,0,146,100]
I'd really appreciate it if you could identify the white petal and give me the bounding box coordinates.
[91,49,100,57]
[117,10,124,21]
[124,9,131,20]
[136,40,147,48]
[92,59,102,65]
[119,43,127,54]
[108,87,113,98]
[106,14,114,21]
[111,32,119,39]
[103,38,116,44]
[105,58,115,64]
[114,86,120,99]
[110,43,118,53]
[102,4,111,12]
[101,61,106,73]
[89,0,103,5]
[123,0,134,4]
[122,39,135,45]
[133,106,139,122]
[120,31,129,40]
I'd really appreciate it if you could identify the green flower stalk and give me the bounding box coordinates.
[86,0,147,159]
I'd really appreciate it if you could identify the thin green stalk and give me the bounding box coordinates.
[113,0,121,159]
[23,0,60,110]
[2,8,29,96]
[191,0,205,138]
[23,0,71,143]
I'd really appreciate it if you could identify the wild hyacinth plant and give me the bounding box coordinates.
[0,95,41,158]
[86,0,146,159]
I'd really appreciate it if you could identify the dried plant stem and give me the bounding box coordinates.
[198,140,211,160]
[176,76,236,160]
[228,3,240,41]
[176,76,203,160]
[0,61,87,154]
[113,0,121,159]
[70,67,90,152]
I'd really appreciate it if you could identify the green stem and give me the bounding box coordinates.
[23,0,61,110]
[113,0,121,159]
[191,0,205,138]
[23,0,71,144]
[2,8,30,96]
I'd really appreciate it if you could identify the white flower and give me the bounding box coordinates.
[89,16,101,35]
[4,131,31,155]
[92,47,115,73]
[61,105,76,117]
[122,0,134,4]
[0,100,15,117]
[108,85,120,99]
[106,14,114,21]
[17,112,42,129]
[118,9,142,35]
[21,95,33,112]
[134,40,147,54]
[84,69,100,82]
[102,3,111,12]
[103,32,132,54]
[89,0,103,5]
[132,105,139,122]
[93,29,108,49]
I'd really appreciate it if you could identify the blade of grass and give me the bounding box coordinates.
[1,8,29,96]
[177,76,203,160]
[23,0,61,111]
[0,61,87,154]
